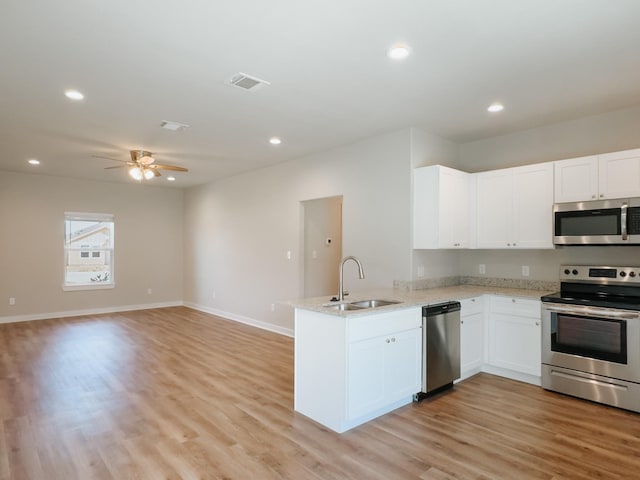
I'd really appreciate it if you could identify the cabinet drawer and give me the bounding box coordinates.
[489,296,540,318]
[460,296,483,316]
[348,307,421,343]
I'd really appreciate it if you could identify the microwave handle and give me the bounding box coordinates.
[622,201,628,240]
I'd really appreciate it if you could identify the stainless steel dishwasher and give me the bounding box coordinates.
[416,301,461,400]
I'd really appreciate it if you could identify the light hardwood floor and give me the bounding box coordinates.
[1,306,639,479]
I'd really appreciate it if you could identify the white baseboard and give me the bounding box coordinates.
[0,301,184,325]
[184,302,294,337]
[481,364,541,386]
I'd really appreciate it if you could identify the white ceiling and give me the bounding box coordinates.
[2,0,640,188]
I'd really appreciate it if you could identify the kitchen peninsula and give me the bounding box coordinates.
[291,280,555,433]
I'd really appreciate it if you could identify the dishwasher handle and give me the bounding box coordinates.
[423,301,461,316]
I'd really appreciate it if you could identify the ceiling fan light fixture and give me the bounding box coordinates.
[143,168,155,180]
[129,166,143,181]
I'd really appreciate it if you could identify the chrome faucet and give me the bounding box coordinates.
[339,256,365,301]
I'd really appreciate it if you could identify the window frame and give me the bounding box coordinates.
[63,212,115,291]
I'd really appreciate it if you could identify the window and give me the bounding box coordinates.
[63,212,114,290]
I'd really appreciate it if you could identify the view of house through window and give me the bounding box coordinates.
[64,212,114,289]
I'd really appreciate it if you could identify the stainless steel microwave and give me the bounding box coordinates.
[553,198,640,245]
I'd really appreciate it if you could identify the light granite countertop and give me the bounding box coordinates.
[287,284,556,317]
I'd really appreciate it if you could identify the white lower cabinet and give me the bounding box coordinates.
[487,296,541,378]
[294,307,421,433]
[347,327,421,420]
[460,296,484,379]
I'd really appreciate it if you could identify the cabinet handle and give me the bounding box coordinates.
[461,320,464,324]
[536,321,540,326]
[391,337,396,343]
[507,243,511,246]
[386,339,390,344]
[591,194,596,199]
[471,298,475,302]
[600,194,604,198]
[512,298,516,303]
[513,243,516,246]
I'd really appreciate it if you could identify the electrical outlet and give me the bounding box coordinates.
[479,264,486,274]
[417,266,425,278]
[147,288,152,295]
[212,291,216,300]
[9,297,15,306]
[287,250,292,260]
[312,250,317,259]
[522,265,530,277]
[270,303,275,312]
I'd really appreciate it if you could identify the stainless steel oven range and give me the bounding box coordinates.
[541,265,640,413]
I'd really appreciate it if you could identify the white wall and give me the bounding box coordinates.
[457,104,640,280]
[183,129,414,333]
[459,104,640,172]
[0,171,183,320]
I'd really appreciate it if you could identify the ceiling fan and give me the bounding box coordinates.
[93,150,188,180]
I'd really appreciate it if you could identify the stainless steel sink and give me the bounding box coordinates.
[324,302,366,311]
[348,299,401,308]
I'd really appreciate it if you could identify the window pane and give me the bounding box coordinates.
[64,215,114,287]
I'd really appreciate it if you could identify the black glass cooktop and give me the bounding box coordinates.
[541,291,640,311]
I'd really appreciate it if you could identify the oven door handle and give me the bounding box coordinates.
[543,303,640,320]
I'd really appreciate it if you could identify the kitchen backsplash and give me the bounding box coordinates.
[395,276,559,292]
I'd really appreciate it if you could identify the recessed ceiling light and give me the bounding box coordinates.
[269,137,282,145]
[167,176,176,181]
[488,103,504,113]
[64,89,84,101]
[28,159,40,165]
[387,44,410,60]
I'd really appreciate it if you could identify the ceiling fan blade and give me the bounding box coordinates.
[152,164,189,172]
[104,165,126,170]
[153,169,162,177]
[92,154,128,163]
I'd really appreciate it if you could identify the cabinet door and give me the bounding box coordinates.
[445,169,470,248]
[413,165,470,249]
[489,313,541,377]
[461,311,484,375]
[554,155,598,202]
[348,336,386,419]
[512,163,554,249]
[475,170,513,248]
[599,149,640,200]
[384,328,422,403]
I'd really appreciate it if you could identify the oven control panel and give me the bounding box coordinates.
[561,265,640,283]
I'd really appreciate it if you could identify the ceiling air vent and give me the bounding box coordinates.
[227,72,270,91]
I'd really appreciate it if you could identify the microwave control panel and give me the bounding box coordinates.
[627,207,640,235]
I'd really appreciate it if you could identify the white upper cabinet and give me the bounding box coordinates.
[413,165,470,249]
[476,162,554,249]
[554,149,640,203]
[554,155,599,202]
[475,169,512,248]
[598,149,640,200]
